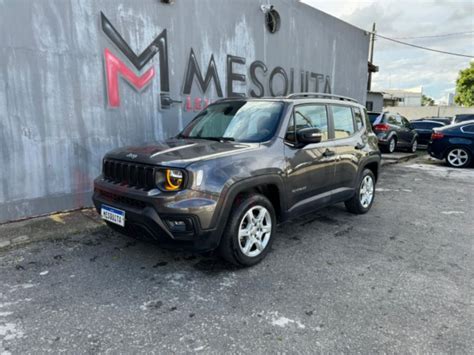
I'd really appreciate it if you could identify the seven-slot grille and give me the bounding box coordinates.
[103,159,155,190]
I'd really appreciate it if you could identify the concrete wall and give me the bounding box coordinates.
[0,0,369,223]
[388,106,474,120]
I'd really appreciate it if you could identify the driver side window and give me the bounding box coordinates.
[286,105,329,143]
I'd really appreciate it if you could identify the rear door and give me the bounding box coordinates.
[329,104,364,199]
[400,116,416,145]
[284,104,337,214]
[385,113,400,137]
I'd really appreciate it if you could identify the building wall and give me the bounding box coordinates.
[366,92,384,112]
[0,0,370,223]
[383,89,423,107]
[387,106,474,120]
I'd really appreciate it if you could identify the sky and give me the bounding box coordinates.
[300,0,474,103]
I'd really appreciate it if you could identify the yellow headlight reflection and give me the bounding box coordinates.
[165,169,184,191]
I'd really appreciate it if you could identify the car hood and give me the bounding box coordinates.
[104,138,260,167]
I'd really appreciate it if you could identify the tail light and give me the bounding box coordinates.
[431,132,444,140]
[373,123,390,132]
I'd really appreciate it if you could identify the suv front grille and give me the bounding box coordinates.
[103,159,155,190]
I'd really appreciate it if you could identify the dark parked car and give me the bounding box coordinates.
[413,116,453,125]
[453,114,474,124]
[368,111,418,153]
[410,120,446,145]
[93,93,381,266]
[428,120,474,168]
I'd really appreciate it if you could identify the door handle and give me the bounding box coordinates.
[323,149,336,157]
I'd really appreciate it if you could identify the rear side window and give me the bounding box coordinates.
[353,107,364,131]
[387,115,397,124]
[411,122,429,129]
[363,109,374,132]
[293,105,329,141]
[412,122,443,129]
[462,124,474,133]
[331,105,355,138]
[456,114,474,123]
[401,117,411,127]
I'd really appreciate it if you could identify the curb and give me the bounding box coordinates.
[0,208,106,252]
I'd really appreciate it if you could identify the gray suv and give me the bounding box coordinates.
[93,93,381,266]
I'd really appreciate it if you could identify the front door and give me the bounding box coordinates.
[284,104,337,215]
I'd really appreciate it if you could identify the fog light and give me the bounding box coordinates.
[165,218,192,233]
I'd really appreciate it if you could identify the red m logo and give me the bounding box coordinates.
[101,12,174,108]
[104,48,155,107]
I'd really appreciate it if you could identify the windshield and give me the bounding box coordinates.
[179,101,284,143]
[368,112,382,124]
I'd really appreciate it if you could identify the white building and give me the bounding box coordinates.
[383,87,423,107]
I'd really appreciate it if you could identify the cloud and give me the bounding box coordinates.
[300,0,474,99]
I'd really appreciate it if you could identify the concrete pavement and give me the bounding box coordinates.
[0,158,473,353]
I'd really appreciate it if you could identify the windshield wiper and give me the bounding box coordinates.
[186,136,235,142]
[210,137,235,142]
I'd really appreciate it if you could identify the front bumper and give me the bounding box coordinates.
[92,177,222,252]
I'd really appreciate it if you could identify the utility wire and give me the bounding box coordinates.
[394,30,474,40]
[370,32,474,58]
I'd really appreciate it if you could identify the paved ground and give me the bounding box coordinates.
[1,158,473,354]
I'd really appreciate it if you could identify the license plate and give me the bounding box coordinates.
[101,205,125,227]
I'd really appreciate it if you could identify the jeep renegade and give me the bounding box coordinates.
[93,93,381,266]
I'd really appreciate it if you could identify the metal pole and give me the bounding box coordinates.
[367,22,376,91]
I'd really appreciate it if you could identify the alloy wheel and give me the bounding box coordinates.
[447,148,469,167]
[389,138,396,153]
[360,175,374,208]
[238,206,272,258]
[411,140,417,153]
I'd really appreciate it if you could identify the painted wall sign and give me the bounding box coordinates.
[0,0,370,223]
[101,12,332,111]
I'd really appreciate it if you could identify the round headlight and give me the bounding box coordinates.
[156,169,185,191]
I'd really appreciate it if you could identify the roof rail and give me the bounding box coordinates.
[286,92,358,103]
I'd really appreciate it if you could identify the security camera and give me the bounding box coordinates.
[260,4,274,13]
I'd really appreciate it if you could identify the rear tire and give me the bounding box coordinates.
[410,138,418,153]
[218,193,276,267]
[445,147,472,168]
[345,169,376,214]
[382,137,396,153]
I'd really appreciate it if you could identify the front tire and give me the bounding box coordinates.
[410,138,418,153]
[345,169,376,214]
[218,193,276,267]
[445,147,472,168]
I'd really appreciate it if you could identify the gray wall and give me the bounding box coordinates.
[387,106,474,120]
[0,0,369,223]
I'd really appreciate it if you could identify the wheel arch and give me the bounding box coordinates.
[210,174,287,244]
[364,161,380,182]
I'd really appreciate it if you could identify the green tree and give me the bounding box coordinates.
[455,62,474,107]
[422,94,435,106]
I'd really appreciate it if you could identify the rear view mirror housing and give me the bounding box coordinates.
[296,127,322,146]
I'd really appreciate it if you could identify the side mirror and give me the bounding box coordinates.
[296,127,322,145]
